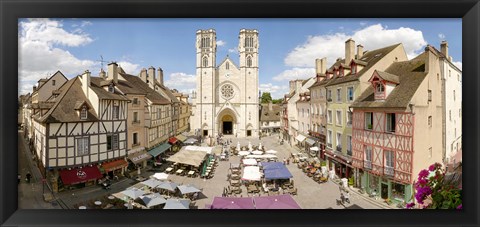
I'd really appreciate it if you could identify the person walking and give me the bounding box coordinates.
[26,172,32,183]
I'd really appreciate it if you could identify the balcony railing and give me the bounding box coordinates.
[364,160,372,169]
[384,166,394,177]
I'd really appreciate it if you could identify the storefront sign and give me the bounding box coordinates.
[76,170,87,179]
[132,153,150,162]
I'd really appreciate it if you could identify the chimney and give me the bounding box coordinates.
[357,44,364,59]
[441,41,449,59]
[107,62,118,84]
[99,68,106,79]
[148,66,155,88]
[295,80,302,92]
[157,67,164,86]
[268,101,273,111]
[33,86,37,92]
[139,68,147,83]
[345,38,355,65]
[289,81,295,93]
[82,70,91,98]
[315,57,327,76]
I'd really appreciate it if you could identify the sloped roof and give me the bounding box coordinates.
[260,104,281,122]
[118,73,170,105]
[90,77,130,101]
[373,71,400,84]
[36,77,99,123]
[351,52,427,109]
[155,81,180,103]
[36,71,68,91]
[326,43,402,87]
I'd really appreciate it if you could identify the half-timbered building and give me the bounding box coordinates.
[32,70,129,192]
[350,47,443,204]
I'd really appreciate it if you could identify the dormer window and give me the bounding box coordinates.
[108,84,114,93]
[80,106,88,120]
[339,68,344,77]
[374,82,386,100]
[351,64,357,75]
[376,83,384,93]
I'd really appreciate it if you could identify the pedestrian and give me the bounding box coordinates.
[283,158,287,165]
[26,172,31,183]
[286,158,290,165]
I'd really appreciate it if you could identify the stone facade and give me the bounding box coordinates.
[191,29,260,138]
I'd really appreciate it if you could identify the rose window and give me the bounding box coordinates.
[221,84,234,99]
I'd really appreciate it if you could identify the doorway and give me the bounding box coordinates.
[203,130,208,136]
[381,183,389,199]
[223,121,233,134]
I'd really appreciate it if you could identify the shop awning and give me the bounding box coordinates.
[101,159,128,172]
[168,137,178,144]
[305,138,316,146]
[148,143,172,157]
[59,166,102,185]
[295,134,306,142]
[176,134,187,142]
[128,150,152,164]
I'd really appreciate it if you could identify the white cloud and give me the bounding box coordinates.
[260,83,289,99]
[80,20,92,27]
[18,19,97,95]
[228,47,238,54]
[117,61,140,75]
[272,67,315,82]
[216,40,226,47]
[453,61,462,70]
[164,72,196,94]
[438,33,446,40]
[284,24,427,67]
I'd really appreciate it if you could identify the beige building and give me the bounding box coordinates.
[191,29,260,138]
[295,92,311,150]
[259,102,282,136]
[32,70,129,192]
[307,58,328,158]
[351,47,443,204]
[324,39,408,179]
[173,89,191,135]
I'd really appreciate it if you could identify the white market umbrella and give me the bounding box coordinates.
[252,150,263,155]
[164,199,190,209]
[242,158,258,166]
[121,188,145,200]
[258,143,262,150]
[265,150,277,154]
[310,147,320,151]
[238,151,251,156]
[157,181,178,192]
[140,178,162,188]
[262,154,277,159]
[177,184,201,195]
[139,193,167,208]
[152,172,169,180]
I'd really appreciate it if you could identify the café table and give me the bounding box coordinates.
[176,169,183,175]
[248,185,258,193]
[165,167,173,173]
[78,206,87,209]
[188,170,195,177]
[94,201,102,206]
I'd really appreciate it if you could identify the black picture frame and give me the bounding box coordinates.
[1,0,479,226]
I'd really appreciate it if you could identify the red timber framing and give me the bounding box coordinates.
[351,110,414,184]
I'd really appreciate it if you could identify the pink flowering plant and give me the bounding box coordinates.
[406,163,462,209]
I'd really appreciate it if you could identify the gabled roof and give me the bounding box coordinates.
[155,81,180,103]
[35,71,68,91]
[118,73,170,105]
[351,52,427,109]
[90,77,130,101]
[36,77,99,123]
[326,43,402,87]
[260,104,281,122]
[217,56,239,70]
[370,70,400,84]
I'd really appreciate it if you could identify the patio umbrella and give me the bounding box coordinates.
[236,142,241,151]
[164,199,190,209]
[139,193,167,208]
[238,151,251,156]
[141,178,162,188]
[265,150,277,154]
[121,188,145,200]
[184,138,198,144]
[177,184,201,195]
[310,147,320,151]
[258,143,262,150]
[157,181,178,192]
[152,172,169,180]
[253,194,301,209]
[262,154,277,159]
[252,150,263,155]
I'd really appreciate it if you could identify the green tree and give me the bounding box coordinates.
[272,99,283,104]
[260,92,273,103]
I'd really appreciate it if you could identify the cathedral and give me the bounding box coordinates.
[190,29,260,138]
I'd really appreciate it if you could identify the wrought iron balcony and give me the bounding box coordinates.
[364,160,372,169]
[384,166,394,177]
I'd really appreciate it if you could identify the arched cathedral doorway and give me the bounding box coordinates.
[222,115,234,135]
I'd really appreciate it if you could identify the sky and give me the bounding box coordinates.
[18,18,462,99]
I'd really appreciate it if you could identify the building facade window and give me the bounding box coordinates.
[133,112,139,123]
[336,110,342,126]
[80,106,88,120]
[347,135,352,156]
[76,137,89,156]
[347,111,352,126]
[336,132,342,152]
[133,132,138,145]
[113,105,119,119]
[384,150,394,176]
[347,87,354,102]
[226,62,229,70]
[386,113,396,133]
[247,56,252,67]
[108,84,114,93]
[327,110,333,124]
[428,90,432,102]
[364,145,372,169]
[327,130,332,148]
[327,89,332,101]
[428,116,432,127]
[107,134,119,150]
[133,98,139,105]
[52,80,56,86]
[365,112,373,130]
[203,56,208,67]
[337,88,342,102]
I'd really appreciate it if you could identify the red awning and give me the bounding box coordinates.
[59,166,102,185]
[101,159,128,172]
[168,137,178,144]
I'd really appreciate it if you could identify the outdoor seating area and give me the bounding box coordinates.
[294,154,329,184]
